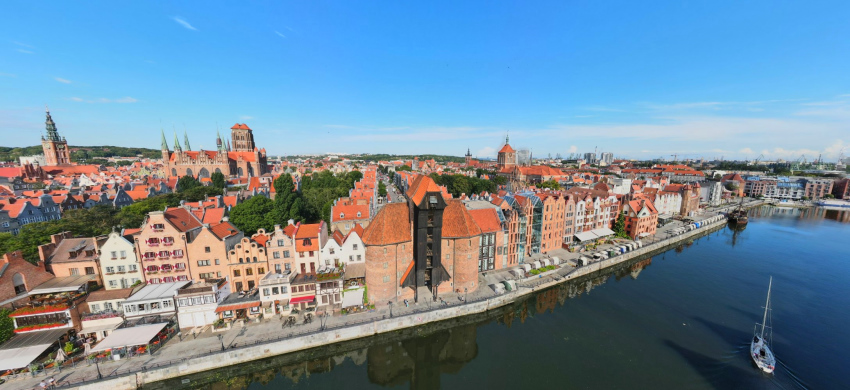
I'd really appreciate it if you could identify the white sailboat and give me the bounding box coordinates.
[751,276,776,374]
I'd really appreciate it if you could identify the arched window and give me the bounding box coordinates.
[214,168,222,175]
[171,168,177,176]
[237,167,244,176]
[186,168,193,177]
[199,168,210,179]
[13,273,26,295]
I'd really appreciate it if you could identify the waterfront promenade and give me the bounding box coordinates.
[11,200,762,390]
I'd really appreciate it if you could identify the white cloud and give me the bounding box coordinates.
[55,77,72,84]
[16,49,34,54]
[476,147,495,157]
[274,31,286,39]
[67,96,138,104]
[567,145,578,153]
[239,115,253,120]
[172,17,197,31]
[11,41,34,48]
[739,148,754,155]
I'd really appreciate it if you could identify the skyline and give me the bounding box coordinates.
[2,1,849,160]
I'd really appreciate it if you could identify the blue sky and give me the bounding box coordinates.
[1,1,849,161]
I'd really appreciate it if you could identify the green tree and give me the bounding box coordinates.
[538,180,561,190]
[378,182,387,197]
[613,211,628,238]
[229,195,275,235]
[273,174,298,223]
[396,165,412,172]
[211,171,226,189]
[177,175,201,192]
[452,176,470,197]
[0,308,14,345]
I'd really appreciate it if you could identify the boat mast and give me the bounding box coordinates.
[760,276,772,339]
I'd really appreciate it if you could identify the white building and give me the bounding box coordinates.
[175,279,230,329]
[121,281,190,320]
[99,231,143,290]
[699,181,724,206]
[608,178,633,195]
[258,271,295,315]
[319,226,365,269]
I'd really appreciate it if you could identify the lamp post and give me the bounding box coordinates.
[464,288,468,304]
[217,334,225,351]
[95,357,103,380]
[388,301,393,318]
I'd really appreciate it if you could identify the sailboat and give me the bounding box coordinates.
[729,196,749,225]
[751,276,776,374]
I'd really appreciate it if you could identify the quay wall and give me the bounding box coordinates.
[71,211,741,389]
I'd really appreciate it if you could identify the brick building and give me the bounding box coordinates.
[161,123,269,179]
[0,251,55,303]
[38,232,103,284]
[622,199,658,239]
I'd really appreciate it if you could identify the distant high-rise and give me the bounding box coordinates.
[41,108,71,166]
[600,152,614,164]
[583,152,598,164]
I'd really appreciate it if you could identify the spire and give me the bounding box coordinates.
[173,131,182,152]
[183,130,191,151]
[226,139,231,152]
[44,106,61,141]
[216,130,224,152]
[505,132,509,145]
[161,129,169,150]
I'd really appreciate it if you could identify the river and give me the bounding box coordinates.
[150,206,850,390]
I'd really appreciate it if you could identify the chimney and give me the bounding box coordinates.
[288,219,295,226]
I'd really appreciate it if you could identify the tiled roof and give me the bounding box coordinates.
[405,175,443,205]
[252,232,270,247]
[210,221,240,240]
[468,208,501,233]
[332,203,370,222]
[202,207,225,224]
[295,223,322,252]
[498,143,515,153]
[331,230,345,246]
[87,287,134,302]
[362,203,411,246]
[442,199,482,238]
[164,207,202,232]
[124,190,149,200]
[3,202,27,218]
[282,224,297,238]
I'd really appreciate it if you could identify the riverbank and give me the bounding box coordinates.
[27,202,761,390]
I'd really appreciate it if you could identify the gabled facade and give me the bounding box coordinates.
[98,231,143,290]
[135,208,202,284]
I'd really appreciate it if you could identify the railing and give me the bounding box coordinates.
[81,311,122,321]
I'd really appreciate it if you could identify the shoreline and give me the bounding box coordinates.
[51,203,760,390]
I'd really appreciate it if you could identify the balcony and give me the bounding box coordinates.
[10,304,70,318]
[81,311,121,321]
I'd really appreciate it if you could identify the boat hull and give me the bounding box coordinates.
[750,337,775,374]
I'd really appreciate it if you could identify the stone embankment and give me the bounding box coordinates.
[70,205,752,389]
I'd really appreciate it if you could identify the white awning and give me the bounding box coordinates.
[91,323,167,352]
[591,228,616,238]
[80,321,122,335]
[0,344,53,370]
[574,231,597,242]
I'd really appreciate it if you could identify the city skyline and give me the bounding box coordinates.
[2,1,849,160]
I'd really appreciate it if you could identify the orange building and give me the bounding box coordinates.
[135,207,201,284]
[623,199,658,239]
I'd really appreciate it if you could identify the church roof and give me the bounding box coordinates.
[498,143,515,153]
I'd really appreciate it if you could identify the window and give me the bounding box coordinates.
[329,248,335,255]
[383,262,388,269]
[70,268,79,275]
[383,275,390,283]
[110,251,117,259]
[277,239,285,246]
[234,269,241,277]
[281,286,288,293]
[246,268,253,276]
[273,251,280,259]
[120,250,126,258]
[253,256,258,263]
[91,304,101,312]
[258,267,265,274]
[353,244,358,250]
[106,266,115,273]
[357,255,361,261]
[285,263,291,271]
[109,280,118,287]
[283,251,290,258]
[198,260,210,267]
[215,259,220,265]
[118,266,126,272]
[178,298,189,306]
[205,246,211,253]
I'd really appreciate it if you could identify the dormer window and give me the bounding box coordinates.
[303,238,312,247]
[356,212,361,218]
[68,251,77,259]
[339,213,345,219]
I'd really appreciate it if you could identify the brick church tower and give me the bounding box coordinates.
[41,107,71,166]
[230,123,256,152]
[497,134,516,172]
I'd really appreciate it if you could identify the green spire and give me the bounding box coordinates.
[44,106,62,142]
[173,131,182,152]
[161,129,169,150]
[216,130,225,152]
[506,132,510,144]
[183,130,191,151]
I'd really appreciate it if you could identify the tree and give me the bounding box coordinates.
[396,165,412,172]
[273,174,300,224]
[177,175,201,192]
[538,180,561,190]
[613,211,629,238]
[229,195,275,235]
[211,171,226,189]
[0,309,13,345]
[453,176,471,197]
[378,182,387,197]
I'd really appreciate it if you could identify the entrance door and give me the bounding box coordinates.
[301,264,306,274]
[310,263,316,274]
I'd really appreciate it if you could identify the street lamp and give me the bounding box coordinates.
[95,357,103,380]
[388,301,393,318]
[217,334,225,351]
[464,288,468,303]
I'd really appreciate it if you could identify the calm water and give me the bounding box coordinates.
[156,206,850,390]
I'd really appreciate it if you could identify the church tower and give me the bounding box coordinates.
[230,123,256,152]
[465,148,472,166]
[41,107,71,166]
[496,134,516,171]
[160,129,170,161]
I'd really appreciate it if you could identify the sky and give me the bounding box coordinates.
[1,1,849,161]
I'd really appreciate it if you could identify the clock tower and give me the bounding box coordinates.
[41,107,71,166]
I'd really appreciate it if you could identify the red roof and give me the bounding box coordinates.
[362,203,411,246]
[332,203,370,222]
[405,175,444,205]
[498,143,515,153]
[210,221,239,240]
[468,208,502,233]
[164,207,203,232]
[295,223,322,252]
[442,199,482,238]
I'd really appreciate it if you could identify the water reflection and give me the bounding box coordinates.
[151,257,656,390]
[750,205,850,223]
